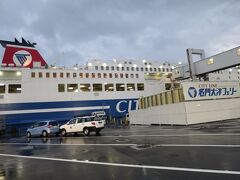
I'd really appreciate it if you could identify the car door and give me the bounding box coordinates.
[35,122,47,135]
[76,118,85,132]
[66,118,77,133]
[30,122,39,135]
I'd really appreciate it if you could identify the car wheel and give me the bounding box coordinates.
[42,130,48,137]
[27,131,31,138]
[83,128,90,136]
[61,129,67,136]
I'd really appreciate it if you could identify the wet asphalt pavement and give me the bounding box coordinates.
[1,120,240,180]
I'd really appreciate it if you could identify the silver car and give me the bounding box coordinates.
[26,121,60,138]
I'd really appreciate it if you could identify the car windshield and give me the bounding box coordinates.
[68,119,76,124]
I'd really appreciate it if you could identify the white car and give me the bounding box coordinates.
[60,116,105,136]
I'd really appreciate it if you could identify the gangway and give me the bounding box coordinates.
[173,46,240,80]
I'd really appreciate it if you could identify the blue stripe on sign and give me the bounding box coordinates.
[16,54,27,65]
[16,55,23,65]
[19,57,24,64]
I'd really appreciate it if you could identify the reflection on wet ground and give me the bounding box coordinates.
[1,120,240,179]
[0,165,5,180]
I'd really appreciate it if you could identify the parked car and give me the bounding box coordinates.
[91,111,106,120]
[60,116,105,136]
[26,120,60,138]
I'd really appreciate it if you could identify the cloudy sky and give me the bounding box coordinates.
[0,0,240,66]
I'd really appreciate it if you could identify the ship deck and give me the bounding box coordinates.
[1,120,240,179]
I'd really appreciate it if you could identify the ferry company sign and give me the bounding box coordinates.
[182,82,240,101]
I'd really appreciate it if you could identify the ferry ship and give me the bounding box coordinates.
[0,38,175,127]
[1,38,239,128]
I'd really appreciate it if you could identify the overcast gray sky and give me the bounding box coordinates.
[1,0,240,66]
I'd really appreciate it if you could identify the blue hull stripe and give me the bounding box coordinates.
[0,99,138,125]
[0,99,136,111]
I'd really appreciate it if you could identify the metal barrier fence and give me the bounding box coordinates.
[138,88,185,109]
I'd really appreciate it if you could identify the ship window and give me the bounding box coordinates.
[73,73,77,78]
[8,84,21,93]
[109,73,112,78]
[39,72,43,78]
[66,73,70,78]
[60,72,64,78]
[127,83,135,91]
[98,73,101,78]
[137,83,144,91]
[80,84,91,92]
[120,73,124,78]
[86,73,89,78]
[121,67,125,71]
[0,84,5,94]
[105,83,114,91]
[126,67,129,71]
[53,72,57,78]
[79,73,83,78]
[111,66,114,70]
[0,70,22,80]
[31,72,35,78]
[125,74,129,78]
[46,72,50,78]
[141,67,144,71]
[130,74,134,78]
[106,66,109,70]
[95,66,98,70]
[115,73,118,78]
[92,73,95,78]
[103,73,107,78]
[116,83,125,91]
[93,84,102,91]
[58,84,65,92]
[136,74,139,78]
[67,84,78,92]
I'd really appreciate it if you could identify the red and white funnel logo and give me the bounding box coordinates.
[0,38,48,68]
[13,50,32,67]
